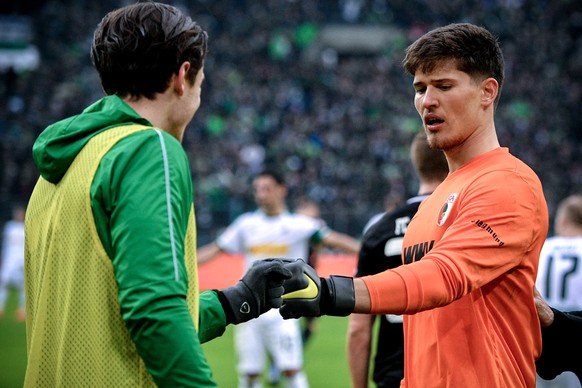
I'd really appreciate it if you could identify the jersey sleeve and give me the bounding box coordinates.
[536,308,582,380]
[92,130,217,387]
[296,214,328,244]
[364,169,547,314]
[216,214,246,253]
[198,290,227,343]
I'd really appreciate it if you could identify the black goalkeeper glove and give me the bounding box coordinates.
[279,259,355,319]
[218,259,292,325]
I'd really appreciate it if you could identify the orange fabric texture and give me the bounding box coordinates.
[362,148,548,387]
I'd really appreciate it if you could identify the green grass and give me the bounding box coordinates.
[0,291,357,387]
[0,288,27,388]
[202,316,353,387]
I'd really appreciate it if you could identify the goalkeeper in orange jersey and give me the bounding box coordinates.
[280,23,549,388]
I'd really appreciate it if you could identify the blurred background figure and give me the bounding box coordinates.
[536,194,582,388]
[198,170,360,388]
[0,205,26,321]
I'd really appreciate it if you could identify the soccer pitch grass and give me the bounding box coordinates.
[0,288,355,387]
[0,289,27,388]
[202,315,353,387]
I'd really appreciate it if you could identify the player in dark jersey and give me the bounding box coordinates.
[534,288,582,384]
[347,132,448,388]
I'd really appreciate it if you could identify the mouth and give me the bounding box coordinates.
[424,114,444,130]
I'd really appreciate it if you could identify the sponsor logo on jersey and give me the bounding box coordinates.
[249,244,289,255]
[403,240,435,264]
[437,193,458,226]
[472,219,505,247]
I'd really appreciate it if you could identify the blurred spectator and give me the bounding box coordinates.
[1,0,582,242]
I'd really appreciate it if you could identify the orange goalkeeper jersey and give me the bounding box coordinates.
[362,147,548,388]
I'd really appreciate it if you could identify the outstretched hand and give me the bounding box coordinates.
[279,259,356,319]
[219,259,292,324]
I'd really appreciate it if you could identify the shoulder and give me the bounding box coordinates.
[362,212,385,234]
[230,211,262,226]
[118,129,184,155]
[458,157,544,207]
[469,149,543,190]
[104,129,188,170]
[363,203,415,240]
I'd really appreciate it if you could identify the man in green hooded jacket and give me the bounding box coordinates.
[24,3,291,387]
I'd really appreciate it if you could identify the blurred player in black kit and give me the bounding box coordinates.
[534,288,582,384]
[347,132,448,388]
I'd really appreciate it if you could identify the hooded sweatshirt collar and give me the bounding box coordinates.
[32,95,152,183]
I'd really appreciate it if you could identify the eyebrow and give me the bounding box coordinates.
[413,78,456,87]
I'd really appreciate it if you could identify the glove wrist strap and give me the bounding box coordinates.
[322,276,355,316]
[218,283,256,325]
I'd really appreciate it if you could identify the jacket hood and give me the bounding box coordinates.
[32,95,151,183]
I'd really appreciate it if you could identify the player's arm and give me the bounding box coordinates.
[95,133,291,386]
[321,230,361,254]
[534,287,554,328]
[197,242,222,264]
[198,214,246,264]
[534,288,582,381]
[93,131,219,387]
[347,313,374,388]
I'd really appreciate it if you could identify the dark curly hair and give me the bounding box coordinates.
[91,2,208,99]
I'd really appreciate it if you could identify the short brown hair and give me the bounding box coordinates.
[91,2,208,99]
[557,195,582,227]
[411,131,448,183]
[403,23,504,105]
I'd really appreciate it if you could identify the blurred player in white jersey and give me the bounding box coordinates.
[198,170,360,388]
[0,205,26,321]
[536,194,582,388]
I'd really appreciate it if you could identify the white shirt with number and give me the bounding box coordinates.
[536,236,582,311]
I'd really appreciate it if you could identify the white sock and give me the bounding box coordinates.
[238,375,262,388]
[285,371,309,388]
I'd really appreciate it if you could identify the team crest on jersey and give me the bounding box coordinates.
[437,193,458,226]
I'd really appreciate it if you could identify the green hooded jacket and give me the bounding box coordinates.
[30,95,226,387]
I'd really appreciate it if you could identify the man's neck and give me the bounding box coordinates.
[557,225,582,237]
[123,94,184,141]
[418,180,444,196]
[262,206,286,217]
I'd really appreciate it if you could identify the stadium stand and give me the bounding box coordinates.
[1,0,581,243]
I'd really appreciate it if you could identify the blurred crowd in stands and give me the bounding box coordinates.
[1,0,581,243]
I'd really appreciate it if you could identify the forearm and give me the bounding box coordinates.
[323,231,361,254]
[197,243,221,264]
[347,314,373,388]
[353,278,372,313]
[361,259,456,314]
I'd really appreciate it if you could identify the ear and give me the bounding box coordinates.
[480,78,498,108]
[173,61,191,96]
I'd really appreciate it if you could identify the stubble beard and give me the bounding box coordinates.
[426,131,463,152]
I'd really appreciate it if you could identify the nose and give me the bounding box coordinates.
[421,86,438,109]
